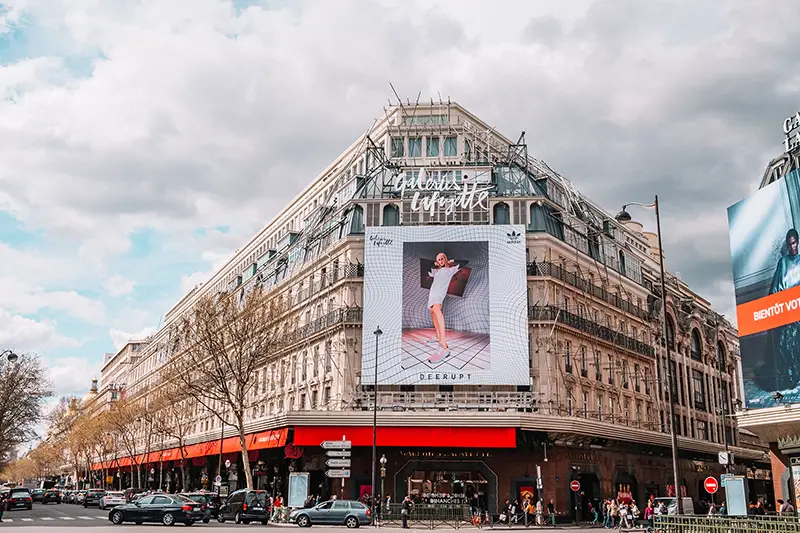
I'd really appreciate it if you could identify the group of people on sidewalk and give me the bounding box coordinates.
[499,497,557,526]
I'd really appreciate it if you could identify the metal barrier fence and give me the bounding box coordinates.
[377,504,483,529]
[654,515,800,533]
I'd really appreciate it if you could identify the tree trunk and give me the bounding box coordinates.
[237,422,253,490]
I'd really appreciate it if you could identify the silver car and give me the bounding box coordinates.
[290,500,372,528]
[99,491,126,510]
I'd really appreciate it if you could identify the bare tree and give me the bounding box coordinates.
[151,380,195,491]
[169,286,282,490]
[0,354,53,469]
[107,399,143,489]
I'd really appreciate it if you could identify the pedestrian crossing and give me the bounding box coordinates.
[1,515,107,522]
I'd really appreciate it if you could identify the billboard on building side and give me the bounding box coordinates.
[361,225,529,385]
[728,169,800,407]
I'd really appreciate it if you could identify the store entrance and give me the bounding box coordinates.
[394,460,498,514]
[406,470,487,508]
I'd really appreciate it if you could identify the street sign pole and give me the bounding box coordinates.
[322,435,351,499]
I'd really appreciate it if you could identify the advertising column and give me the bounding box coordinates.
[361,225,529,385]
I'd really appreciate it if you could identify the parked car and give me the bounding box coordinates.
[31,488,45,502]
[217,489,270,525]
[83,489,106,507]
[6,487,34,510]
[182,492,222,523]
[99,491,126,510]
[108,494,204,526]
[290,499,372,528]
[42,489,62,504]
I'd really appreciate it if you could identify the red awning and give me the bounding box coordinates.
[91,427,288,470]
[292,426,516,448]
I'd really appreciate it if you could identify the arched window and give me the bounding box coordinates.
[691,329,703,361]
[493,202,510,224]
[666,315,676,351]
[382,204,399,226]
[716,341,725,369]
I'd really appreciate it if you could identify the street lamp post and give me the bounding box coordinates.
[371,327,383,527]
[616,195,683,514]
[1,350,18,362]
[217,411,226,495]
[380,454,387,525]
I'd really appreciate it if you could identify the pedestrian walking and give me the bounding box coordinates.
[0,492,6,523]
[401,495,413,529]
[548,499,556,525]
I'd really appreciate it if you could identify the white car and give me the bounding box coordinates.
[99,491,126,510]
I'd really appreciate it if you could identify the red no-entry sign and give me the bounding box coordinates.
[704,476,719,494]
[570,480,581,492]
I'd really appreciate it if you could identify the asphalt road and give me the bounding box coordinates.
[1,500,110,526]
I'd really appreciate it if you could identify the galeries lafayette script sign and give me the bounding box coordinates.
[393,168,491,216]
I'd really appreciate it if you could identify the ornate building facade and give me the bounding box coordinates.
[94,101,769,516]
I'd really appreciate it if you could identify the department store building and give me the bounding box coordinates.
[93,101,770,518]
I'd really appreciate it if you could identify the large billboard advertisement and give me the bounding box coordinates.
[361,225,529,385]
[728,169,800,407]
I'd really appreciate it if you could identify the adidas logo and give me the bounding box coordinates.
[506,230,522,244]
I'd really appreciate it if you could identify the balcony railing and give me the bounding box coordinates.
[281,307,363,346]
[527,261,650,320]
[289,264,363,307]
[529,305,655,358]
[351,391,536,411]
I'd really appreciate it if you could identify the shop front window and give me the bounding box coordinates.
[406,470,487,506]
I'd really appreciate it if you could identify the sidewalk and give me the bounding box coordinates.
[269,523,645,532]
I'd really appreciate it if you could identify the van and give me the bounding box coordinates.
[217,489,270,525]
[653,497,694,515]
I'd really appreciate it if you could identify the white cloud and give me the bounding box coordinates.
[0,277,105,323]
[46,356,101,399]
[0,309,81,351]
[109,326,157,350]
[102,274,136,297]
[180,270,211,294]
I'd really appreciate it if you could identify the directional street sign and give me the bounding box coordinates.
[326,450,352,458]
[321,440,352,449]
[326,459,351,468]
[215,475,222,484]
[325,469,351,478]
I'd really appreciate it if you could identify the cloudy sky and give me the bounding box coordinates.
[1,0,797,402]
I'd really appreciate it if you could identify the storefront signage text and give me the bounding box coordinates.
[565,452,599,463]
[393,169,490,216]
[783,111,800,153]
[399,450,492,459]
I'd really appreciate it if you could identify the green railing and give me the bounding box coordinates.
[654,515,800,533]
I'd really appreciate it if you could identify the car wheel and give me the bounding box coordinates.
[297,515,311,527]
[217,516,226,524]
[110,511,124,525]
[135,522,143,525]
[242,519,251,525]
[261,520,269,526]
[234,512,242,525]
[163,513,176,526]
[185,520,195,526]
[345,516,359,529]
[203,518,210,524]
